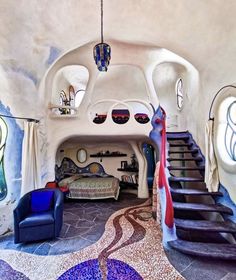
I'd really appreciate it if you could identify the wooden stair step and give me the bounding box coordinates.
[167,131,189,135]
[169,143,193,147]
[171,188,223,197]
[167,135,190,141]
[168,239,236,260]
[175,219,236,233]
[168,149,199,154]
[173,202,233,215]
[167,157,203,162]
[168,166,205,171]
[169,176,204,182]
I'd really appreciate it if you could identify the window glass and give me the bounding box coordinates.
[176,79,184,110]
[225,100,236,161]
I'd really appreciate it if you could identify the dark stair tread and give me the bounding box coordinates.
[167,157,203,162]
[168,239,236,260]
[175,218,236,233]
[173,202,233,215]
[167,131,189,134]
[169,176,204,182]
[168,150,199,155]
[171,188,223,196]
[168,166,205,171]
[169,143,193,147]
[167,135,190,141]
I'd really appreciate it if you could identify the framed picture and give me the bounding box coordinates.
[121,161,127,169]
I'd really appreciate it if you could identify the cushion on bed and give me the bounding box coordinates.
[58,175,81,187]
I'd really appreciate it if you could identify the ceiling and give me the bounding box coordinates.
[1,0,236,73]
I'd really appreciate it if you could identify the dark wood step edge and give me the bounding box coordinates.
[168,240,236,260]
[173,202,233,215]
[171,188,223,197]
[174,219,236,233]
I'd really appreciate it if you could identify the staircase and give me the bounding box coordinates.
[166,131,236,260]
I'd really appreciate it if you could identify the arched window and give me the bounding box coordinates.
[225,100,236,161]
[176,78,184,110]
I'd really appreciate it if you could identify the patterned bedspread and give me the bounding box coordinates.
[67,177,120,200]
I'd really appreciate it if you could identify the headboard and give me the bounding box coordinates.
[55,157,109,182]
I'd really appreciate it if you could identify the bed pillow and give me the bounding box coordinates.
[58,175,81,187]
[31,191,54,213]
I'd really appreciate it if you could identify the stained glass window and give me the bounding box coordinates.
[225,100,236,161]
[176,79,184,110]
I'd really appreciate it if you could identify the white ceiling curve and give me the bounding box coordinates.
[1,0,235,73]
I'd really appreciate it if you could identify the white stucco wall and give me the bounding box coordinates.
[1,0,236,232]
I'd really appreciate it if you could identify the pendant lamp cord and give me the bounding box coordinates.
[101,0,103,43]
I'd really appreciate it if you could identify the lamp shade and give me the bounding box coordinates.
[93,42,111,71]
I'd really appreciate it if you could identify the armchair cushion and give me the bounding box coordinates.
[19,211,54,228]
[31,190,54,213]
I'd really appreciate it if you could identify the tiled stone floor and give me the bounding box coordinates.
[0,192,146,255]
[165,248,236,280]
[1,191,236,279]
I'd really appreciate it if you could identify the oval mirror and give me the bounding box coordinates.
[77,148,87,163]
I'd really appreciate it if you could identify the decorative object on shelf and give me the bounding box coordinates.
[59,86,85,115]
[117,167,138,172]
[120,161,128,169]
[59,85,75,115]
[77,148,87,163]
[93,0,111,71]
[90,151,127,157]
[130,154,138,169]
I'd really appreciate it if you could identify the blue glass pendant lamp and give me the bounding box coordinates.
[93,0,111,71]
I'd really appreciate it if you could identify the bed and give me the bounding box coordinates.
[55,158,120,200]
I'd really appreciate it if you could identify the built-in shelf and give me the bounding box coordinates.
[90,153,127,158]
[119,181,138,188]
[117,167,139,172]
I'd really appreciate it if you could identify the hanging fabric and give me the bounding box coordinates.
[21,121,41,197]
[204,119,219,192]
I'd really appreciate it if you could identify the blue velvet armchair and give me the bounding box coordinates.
[14,188,63,244]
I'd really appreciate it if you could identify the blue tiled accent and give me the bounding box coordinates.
[216,184,236,222]
[55,158,108,182]
[46,46,61,65]
[0,259,29,280]
[0,102,23,202]
[58,258,143,280]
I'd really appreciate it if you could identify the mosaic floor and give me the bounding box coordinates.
[0,193,145,255]
[0,193,183,280]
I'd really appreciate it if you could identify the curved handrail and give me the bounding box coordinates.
[208,85,236,120]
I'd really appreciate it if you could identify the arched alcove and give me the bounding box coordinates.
[153,60,199,132]
[92,65,148,102]
[50,65,89,115]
